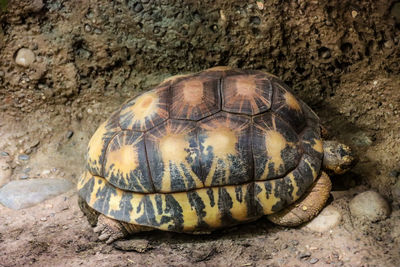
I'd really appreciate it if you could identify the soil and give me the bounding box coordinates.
[1,0,400,266]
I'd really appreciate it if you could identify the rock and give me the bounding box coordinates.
[0,158,12,188]
[349,191,391,222]
[18,154,30,161]
[0,178,74,210]
[299,252,311,259]
[66,130,74,139]
[113,239,151,252]
[41,169,51,176]
[31,0,44,12]
[306,206,342,233]
[15,48,36,67]
[310,258,319,264]
[0,151,9,156]
[305,205,342,232]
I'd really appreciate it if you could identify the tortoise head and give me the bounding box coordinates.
[322,140,357,175]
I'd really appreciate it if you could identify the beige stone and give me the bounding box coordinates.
[305,205,342,232]
[15,48,35,67]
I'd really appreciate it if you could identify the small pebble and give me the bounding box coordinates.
[18,154,30,161]
[349,191,391,222]
[42,170,51,175]
[40,217,47,221]
[321,50,331,59]
[134,3,143,12]
[66,130,74,139]
[30,140,40,148]
[0,151,9,157]
[256,1,264,10]
[20,174,29,179]
[84,24,92,32]
[299,252,311,259]
[310,258,319,264]
[351,10,358,18]
[15,48,36,67]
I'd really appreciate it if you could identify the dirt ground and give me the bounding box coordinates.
[1,0,400,266]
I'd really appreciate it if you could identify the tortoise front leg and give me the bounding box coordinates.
[267,171,332,226]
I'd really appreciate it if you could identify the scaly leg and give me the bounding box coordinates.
[267,171,332,226]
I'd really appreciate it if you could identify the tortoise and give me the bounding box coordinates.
[78,66,356,243]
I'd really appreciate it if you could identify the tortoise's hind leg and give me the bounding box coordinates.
[79,196,152,244]
[94,214,154,244]
[267,172,332,227]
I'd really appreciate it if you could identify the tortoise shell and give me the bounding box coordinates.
[78,67,323,232]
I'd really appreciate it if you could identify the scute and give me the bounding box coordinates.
[271,79,307,133]
[170,74,221,120]
[103,131,154,193]
[119,85,169,132]
[198,112,253,187]
[145,119,203,193]
[252,113,302,180]
[222,71,273,115]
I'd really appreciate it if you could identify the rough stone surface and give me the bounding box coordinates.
[0,178,74,210]
[305,205,342,232]
[349,191,391,222]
